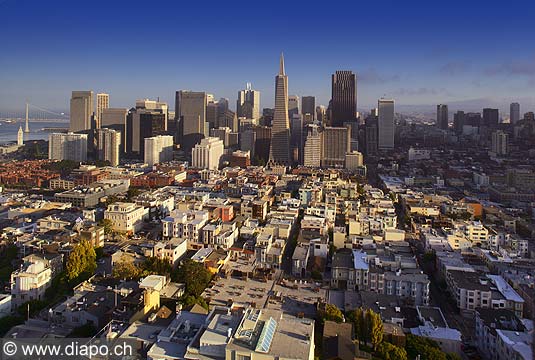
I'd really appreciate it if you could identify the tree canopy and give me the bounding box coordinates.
[66,239,97,281]
[173,259,212,297]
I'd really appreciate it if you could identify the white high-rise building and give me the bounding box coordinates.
[510,102,520,124]
[144,135,174,167]
[96,93,110,128]
[303,124,322,167]
[48,133,88,162]
[378,98,395,150]
[491,130,508,156]
[97,128,121,166]
[192,137,224,170]
[70,91,94,132]
[237,83,260,120]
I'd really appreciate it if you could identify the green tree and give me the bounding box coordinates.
[113,256,141,280]
[320,303,344,323]
[376,341,408,360]
[142,257,172,277]
[366,309,383,350]
[98,219,115,235]
[173,259,212,297]
[347,307,365,343]
[0,316,23,337]
[406,334,448,360]
[180,294,209,310]
[66,239,97,281]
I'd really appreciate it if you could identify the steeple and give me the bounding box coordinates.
[279,53,285,76]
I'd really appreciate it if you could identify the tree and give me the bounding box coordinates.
[406,334,448,360]
[142,257,172,277]
[376,341,408,360]
[347,307,365,343]
[180,294,209,310]
[98,219,115,235]
[173,259,212,297]
[66,239,97,281]
[320,303,344,323]
[113,256,141,280]
[366,309,383,350]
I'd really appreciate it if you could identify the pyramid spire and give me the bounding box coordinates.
[279,53,285,76]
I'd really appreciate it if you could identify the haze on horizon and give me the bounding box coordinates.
[0,0,534,114]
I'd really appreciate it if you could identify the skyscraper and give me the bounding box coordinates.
[316,105,327,124]
[437,104,448,130]
[321,126,350,167]
[510,102,520,124]
[129,99,168,156]
[70,91,94,132]
[192,137,224,170]
[303,124,321,167]
[483,108,499,127]
[96,93,110,128]
[237,83,260,120]
[49,133,88,162]
[302,96,316,122]
[97,128,121,166]
[331,71,357,126]
[288,95,300,118]
[290,114,303,165]
[491,130,508,156]
[101,108,128,152]
[378,99,395,150]
[453,111,465,134]
[268,54,291,165]
[175,91,208,153]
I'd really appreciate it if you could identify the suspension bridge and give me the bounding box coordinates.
[0,103,69,133]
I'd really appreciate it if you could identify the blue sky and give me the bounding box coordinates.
[1,0,534,113]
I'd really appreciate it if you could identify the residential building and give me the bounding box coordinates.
[97,128,121,166]
[144,135,174,167]
[104,202,147,234]
[48,132,88,162]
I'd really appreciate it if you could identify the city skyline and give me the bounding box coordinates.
[1,1,535,113]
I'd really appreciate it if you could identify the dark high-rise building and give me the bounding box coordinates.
[261,108,274,127]
[302,96,316,122]
[437,104,449,130]
[139,112,166,156]
[465,112,482,127]
[483,108,499,128]
[331,71,357,127]
[510,102,520,124]
[253,126,271,164]
[268,54,291,165]
[364,116,378,156]
[175,91,207,153]
[290,114,303,165]
[453,111,465,134]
